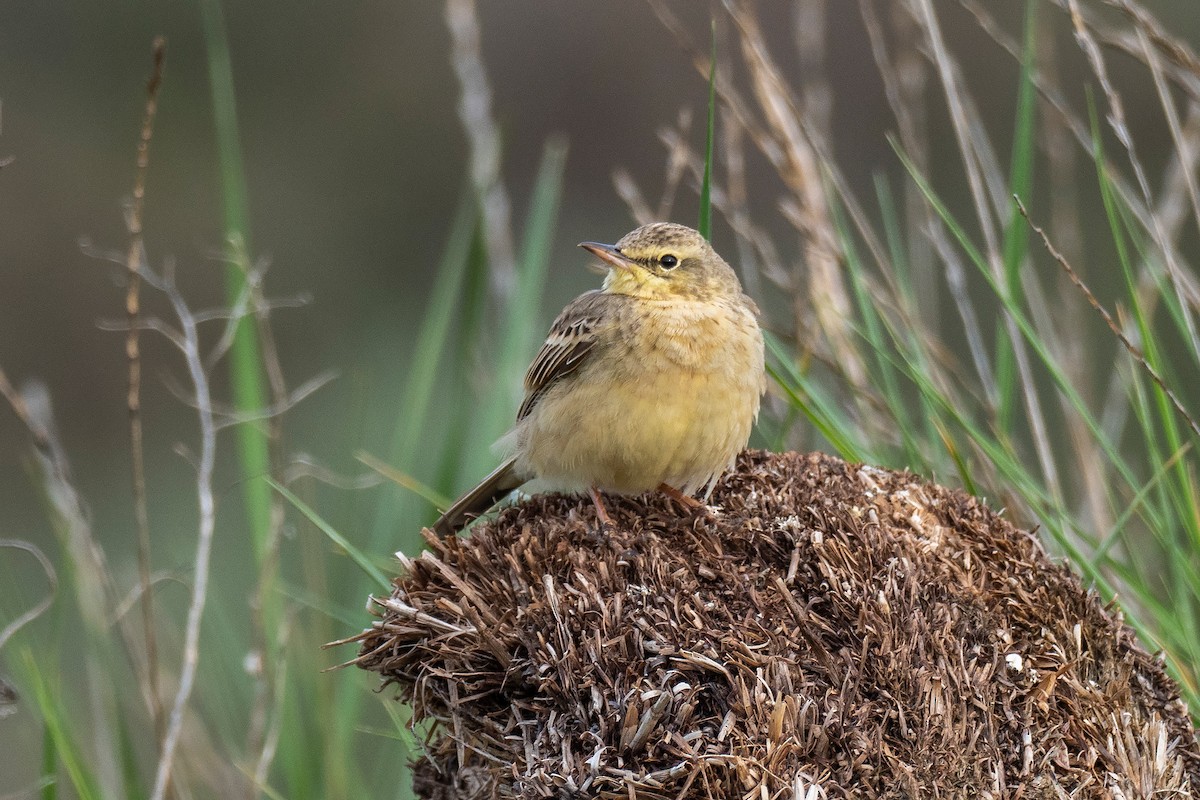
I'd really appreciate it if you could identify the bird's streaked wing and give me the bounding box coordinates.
[518,291,608,421]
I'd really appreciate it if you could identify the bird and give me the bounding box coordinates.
[432,222,766,537]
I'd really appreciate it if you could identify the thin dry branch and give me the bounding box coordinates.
[103,244,327,800]
[149,260,221,800]
[159,370,334,429]
[12,380,127,796]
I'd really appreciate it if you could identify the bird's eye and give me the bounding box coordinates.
[659,254,679,269]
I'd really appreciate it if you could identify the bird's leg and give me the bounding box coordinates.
[589,486,614,528]
[657,482,704,511]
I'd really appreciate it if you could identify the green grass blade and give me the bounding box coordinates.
[368,192,476,549]
[40,721,56,800]
[995,0,1039,431]
[1088,101,1200,553]
[1089,443,1192,569]
[829,186,920,464]
[765,332,868,462]
[23,649,100,800]
[270,479,391,592]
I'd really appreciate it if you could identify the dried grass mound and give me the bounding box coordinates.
[353,450,1200,798]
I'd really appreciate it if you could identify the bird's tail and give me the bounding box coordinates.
[431,457,522,538]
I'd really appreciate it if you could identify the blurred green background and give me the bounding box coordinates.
[2,1,1199,797]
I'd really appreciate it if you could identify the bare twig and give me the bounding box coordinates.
[1131,15,1200,357]
[1019,197,1200,439]
[124,36,167,750]
[963,0,1200,307]
[612,168,656,226]
[859,1,935,307]
[150,267,221,800]
[111,229,325,800]
[721,108,762,299]
[655,109,695,222]
[793,0,832,143]
[212,372,333,430]
[910,0,1000,271]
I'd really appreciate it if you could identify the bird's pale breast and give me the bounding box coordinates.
[514,295,765,495]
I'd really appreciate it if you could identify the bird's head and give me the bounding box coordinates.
[579,222,741,301]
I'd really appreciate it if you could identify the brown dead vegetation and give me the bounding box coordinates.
[352,451,1199,798]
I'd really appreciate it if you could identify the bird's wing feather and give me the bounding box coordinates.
[518,291,610,421]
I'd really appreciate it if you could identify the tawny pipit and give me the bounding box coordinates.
[433,222,766,536]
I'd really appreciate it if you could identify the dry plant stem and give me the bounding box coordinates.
[588,487,613,527]
[930,232,997,405]
[1019,199,1200,441]
[655,109,694,221]
[1135,23,1200,243]
[253,616,291,790]
[957,0,1196,519]
[612,113,694,229]
[1105,0,1200,90]
[611,168,655,227]
[151,267,221,800]
[445,0,517,305]
[722,0,862,386]
[722,111,763,299]
[125,36,167,751]
[1153,105,1200,245]
[641,1,799,292]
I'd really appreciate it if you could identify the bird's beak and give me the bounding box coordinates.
[579,241,636,273]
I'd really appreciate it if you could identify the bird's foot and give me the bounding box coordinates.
[589,486,616,534]
[657,483,707,515]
